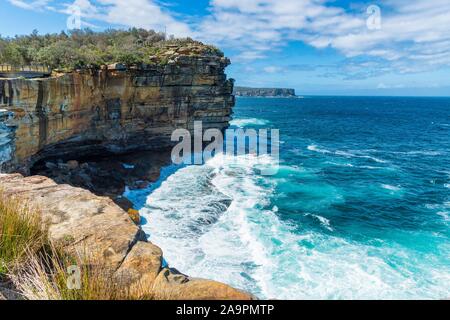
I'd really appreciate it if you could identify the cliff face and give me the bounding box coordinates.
[0,54,234,173]
[0,51,250,300]
[0,109,14,168]
[234,86,296,97]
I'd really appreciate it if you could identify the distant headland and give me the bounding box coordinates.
[234,86,296,97]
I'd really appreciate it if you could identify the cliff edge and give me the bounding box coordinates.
[0,42,253,300]
[0,44,234,173]
[0,173,253,300]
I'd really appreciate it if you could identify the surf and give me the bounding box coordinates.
[126,97,450,300]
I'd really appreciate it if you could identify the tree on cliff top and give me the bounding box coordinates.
[0,28,223,71]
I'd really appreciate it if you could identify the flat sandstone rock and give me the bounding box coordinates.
[0,173,254,300]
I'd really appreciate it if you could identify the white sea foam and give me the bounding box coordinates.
[307,213,334,231]
[136,154,279,297]
[307,145,331,154]
[360,165,386,170]
[126,153,450,300]
[425,202,450,225]
[375,150,443,156]
[404,151,442,156]
[290,148,302,155]
[335,150,387,163]
[307,144,387,163]
[230,118,270,127]
[325,161,354,167]
[122,163,135,169]
[381,184,402,192]
[326,161,393,171]
[437,212,450,222]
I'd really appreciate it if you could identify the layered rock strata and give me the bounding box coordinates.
[0,54,234,173]
[0,49,250,299]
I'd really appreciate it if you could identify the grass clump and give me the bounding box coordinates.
[0,192,45,276]
[11,245,152,300]
[0,191,151,300]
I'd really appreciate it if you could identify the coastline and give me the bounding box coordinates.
[128,97,450,300]
[0,172,255,300]
[0,39,249,299]
[235,95,301,99]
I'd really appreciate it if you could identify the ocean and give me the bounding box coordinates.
[126,96,450,300]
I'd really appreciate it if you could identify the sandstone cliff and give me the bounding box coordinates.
[0,47,251,299]
[0,52,234,173]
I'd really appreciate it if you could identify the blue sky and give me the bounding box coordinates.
[1,0,450,96]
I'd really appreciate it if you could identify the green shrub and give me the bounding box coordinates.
[0,28,223,70]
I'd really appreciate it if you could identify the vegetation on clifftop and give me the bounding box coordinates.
[0,28,223,71]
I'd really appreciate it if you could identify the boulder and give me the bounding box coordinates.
[0,282,22,300]
[0,173,139,268]
[66,160,79,170]
[115,241,162,297]
[127,208,141,225]
[152,269,255,300]
[0,173,254,300]
[45,162,57,170]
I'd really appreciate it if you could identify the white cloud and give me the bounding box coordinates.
[377,83,405,89]
[7,0,450,77]
[90,0,191,36]
[198,0,450,76]
[263,66,282,73]
[8,0,52,10]
[8,0,191,36]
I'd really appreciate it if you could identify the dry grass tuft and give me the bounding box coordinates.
[11,244,152,300]
[0,191,46,276]
[1,190,152,300]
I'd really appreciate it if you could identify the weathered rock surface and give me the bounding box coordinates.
[0,53,234,173]
[0,173,254,300]
[0,281,22,300]
[152,269,254,300]
[0,173,140,268]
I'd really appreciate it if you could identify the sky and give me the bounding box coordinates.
[1,0,450,96]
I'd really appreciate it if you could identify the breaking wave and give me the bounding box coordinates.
[126,153,450,299]
[230,118,270,127]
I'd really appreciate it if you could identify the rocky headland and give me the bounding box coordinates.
[0,41,253,300]
[234,86,296,97]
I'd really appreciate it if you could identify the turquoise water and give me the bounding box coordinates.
[126,96,450,299]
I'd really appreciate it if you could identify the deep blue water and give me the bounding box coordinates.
[127,96,450,299]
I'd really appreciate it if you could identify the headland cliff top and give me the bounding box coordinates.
[0,28,224,72]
